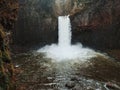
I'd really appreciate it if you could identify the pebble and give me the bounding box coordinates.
[65,81,75,88]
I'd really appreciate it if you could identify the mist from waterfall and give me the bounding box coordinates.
[37,16,101,61]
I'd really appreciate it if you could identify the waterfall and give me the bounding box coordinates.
[37,16,101,61]
[58,16,71,47]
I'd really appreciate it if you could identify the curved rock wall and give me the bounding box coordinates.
[14,0,120,49]
[71,0,120,49]
[14,0,57,46]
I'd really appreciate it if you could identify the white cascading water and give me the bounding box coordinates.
[58,16,71,47]
[37,16,101,61]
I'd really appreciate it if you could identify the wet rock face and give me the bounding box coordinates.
[14,0,57,46]
[71,0,119,27]
[14,0,120,49]
[71,0,120,49]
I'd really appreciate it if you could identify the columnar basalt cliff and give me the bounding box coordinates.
[71,0,120,49]
[0,0,18,89]
[14,0,120,49]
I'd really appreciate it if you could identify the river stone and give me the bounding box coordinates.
[65,81,75,88]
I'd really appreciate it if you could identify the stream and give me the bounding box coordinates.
[13,51,120,90]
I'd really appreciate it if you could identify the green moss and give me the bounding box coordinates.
[0,26,15,90]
